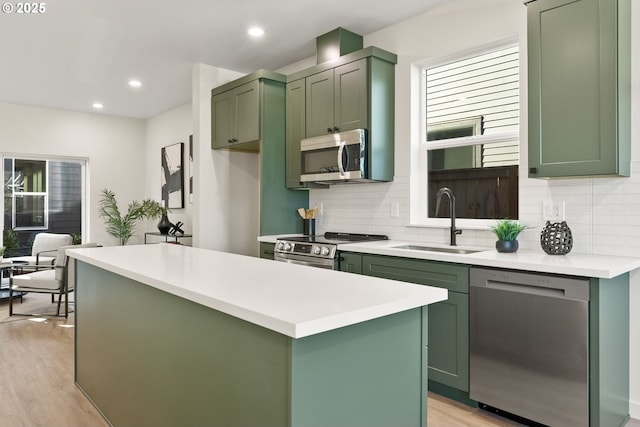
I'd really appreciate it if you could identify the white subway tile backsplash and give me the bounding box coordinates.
[309,161,640,256]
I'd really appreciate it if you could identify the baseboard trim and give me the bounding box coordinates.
[630,399,640,420]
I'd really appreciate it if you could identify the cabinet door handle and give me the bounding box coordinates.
[333,126,340,132]
[327,127,333,133]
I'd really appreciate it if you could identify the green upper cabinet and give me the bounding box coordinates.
[527,0,631,178]
[306,59,368,138]
[211,79,260,151]
[285,47,397,188]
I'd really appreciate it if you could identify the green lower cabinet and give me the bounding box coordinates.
[427,291,468,392]
[259,242,275,260]
[360,254,470,397]
[338,251,363,274]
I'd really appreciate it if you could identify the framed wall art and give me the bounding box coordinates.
[161,142,184,209]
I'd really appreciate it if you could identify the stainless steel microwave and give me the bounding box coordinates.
[300,129,368,184]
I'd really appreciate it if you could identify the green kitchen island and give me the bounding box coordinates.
[68,244,447,427]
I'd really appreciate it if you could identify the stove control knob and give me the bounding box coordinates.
[321,247,330,256]
[277,242,284,251]
[312,245,321,255]
[284,242,292,251]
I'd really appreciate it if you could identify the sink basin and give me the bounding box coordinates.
[392,245,482,255]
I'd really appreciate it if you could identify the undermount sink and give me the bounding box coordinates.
[392,245,483,255]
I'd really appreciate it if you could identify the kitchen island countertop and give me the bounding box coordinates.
[68,243,447,338]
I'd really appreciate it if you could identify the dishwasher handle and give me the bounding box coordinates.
[470,267,589,302]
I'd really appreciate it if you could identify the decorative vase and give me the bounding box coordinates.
[157,214,172,235]
[540,221,573,255]
[496,240,518,253]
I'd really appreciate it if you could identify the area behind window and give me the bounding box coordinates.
[425,43,520,221]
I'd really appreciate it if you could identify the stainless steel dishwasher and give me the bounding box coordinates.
[469,267,590,427]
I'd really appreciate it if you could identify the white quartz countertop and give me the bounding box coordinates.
[337,240,640,279]
[68,244,447,339]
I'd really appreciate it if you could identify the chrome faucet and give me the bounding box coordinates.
[435,187,462,246]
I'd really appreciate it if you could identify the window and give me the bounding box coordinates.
[3,156,84,256]
[423,43,520,221]
[4,158,48,229]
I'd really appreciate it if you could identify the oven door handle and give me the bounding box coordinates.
[337,141,346,176]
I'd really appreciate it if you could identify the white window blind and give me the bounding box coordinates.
[426,45,519,167]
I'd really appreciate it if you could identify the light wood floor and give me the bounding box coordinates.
[1,293,638,427]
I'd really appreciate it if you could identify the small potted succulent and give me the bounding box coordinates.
[490,220,527,253]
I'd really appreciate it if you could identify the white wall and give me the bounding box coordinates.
[0,102,146,246]
[302,0,640,417]
[144,103,193,237]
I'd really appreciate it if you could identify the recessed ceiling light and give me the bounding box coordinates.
[248,27,265,37]
[92,102,104,109]
[128,79,142,88]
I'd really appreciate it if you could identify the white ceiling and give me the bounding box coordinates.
[0,0,450,119]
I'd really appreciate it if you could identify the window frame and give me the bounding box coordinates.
[2,154,88,243]
[6,158,49,231]
[409,36,522,229]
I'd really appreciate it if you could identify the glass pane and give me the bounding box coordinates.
[15,159,46,193]
[426,44,520,220]
[15,194,45,228]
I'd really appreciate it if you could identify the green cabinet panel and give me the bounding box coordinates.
[361,254,469,395]
[76,262,428,427]
[259,242,275,260]
[285,79,307,189]
[527,0,630,178]
[211,79,260,150]
[338,251,363,274]
[427,291,468,392]
[589,274,630,427]
[333,59,368,134]
[305,68,334,138]
[258,79,309,235]
[362,254,469,293]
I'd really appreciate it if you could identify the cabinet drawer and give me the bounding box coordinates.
[362,255,469,293]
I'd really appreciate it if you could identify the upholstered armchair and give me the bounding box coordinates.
[5,232,73,269]
[9,243,99,318]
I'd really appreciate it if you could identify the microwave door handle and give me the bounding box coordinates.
[337,141,347,176]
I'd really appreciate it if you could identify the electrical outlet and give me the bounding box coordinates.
[542,200,564,221]
[390,202,400,218]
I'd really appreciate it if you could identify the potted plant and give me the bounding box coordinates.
[98,189,167,245]
[490,219,527,253]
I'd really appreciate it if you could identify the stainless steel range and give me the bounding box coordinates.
[274,232,388,269]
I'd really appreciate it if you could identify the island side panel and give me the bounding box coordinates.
[74,261,291,427]
[290,307,427,427]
